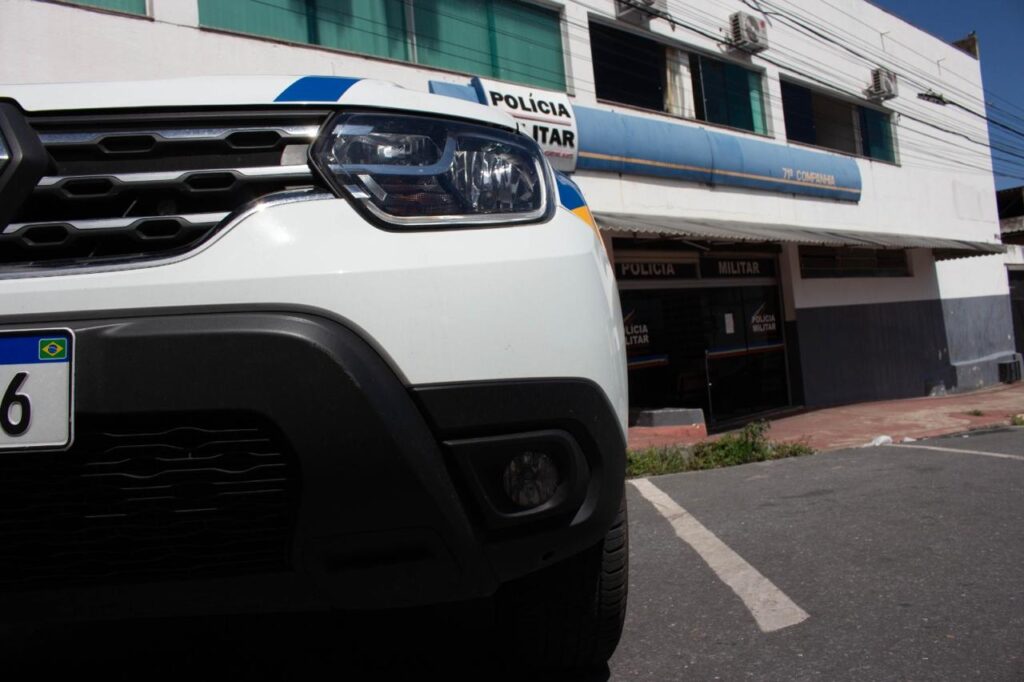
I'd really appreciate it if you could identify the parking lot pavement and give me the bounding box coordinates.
[612,427,1024,681]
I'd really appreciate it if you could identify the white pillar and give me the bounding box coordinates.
[150,0,199,27]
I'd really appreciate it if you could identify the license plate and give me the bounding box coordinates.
[0,330,74,450]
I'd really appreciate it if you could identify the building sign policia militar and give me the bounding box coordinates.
[472,77,579,172]
[700,257,776,279]
[616,261,699,280]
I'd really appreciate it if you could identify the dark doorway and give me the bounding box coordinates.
[1009,271,1024,355]
[620,284,789,424]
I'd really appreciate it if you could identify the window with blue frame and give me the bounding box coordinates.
[781,80,896,163]
[62,0,147,14]
[590,21,666,111]
[589,22,767,134]
[690,54,767,135]
[199,0,409,62]
[197,0,566,91]
[416,0,566,91]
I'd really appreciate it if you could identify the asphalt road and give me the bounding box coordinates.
[615,427,1024,681]
[7,428,1024,680]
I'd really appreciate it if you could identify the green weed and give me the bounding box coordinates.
[627,420,814,478]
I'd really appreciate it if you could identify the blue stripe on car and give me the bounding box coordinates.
[275,76,360,103]
[555,172,586,211]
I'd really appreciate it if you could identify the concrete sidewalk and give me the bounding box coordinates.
[627,383,1024,452]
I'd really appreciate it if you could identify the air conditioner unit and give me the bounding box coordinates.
[615,0,667,26]
[867,68,898,101]
[730,12,769,53]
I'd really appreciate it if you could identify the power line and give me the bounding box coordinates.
[738,0,1024,140]
[789,0,1024,121]
[658,0,1024,149]
[612,0,1024,175]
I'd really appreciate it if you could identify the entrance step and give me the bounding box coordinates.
[634,408,706,428]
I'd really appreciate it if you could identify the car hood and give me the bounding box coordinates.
[0,75,514,128]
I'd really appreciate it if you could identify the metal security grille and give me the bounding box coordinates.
[1,109,328,273]
[0,413,299,589]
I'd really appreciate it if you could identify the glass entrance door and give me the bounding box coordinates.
[705,286,788,422]
[620,285,789,424]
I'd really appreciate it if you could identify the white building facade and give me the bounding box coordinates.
[2,0,1014,424]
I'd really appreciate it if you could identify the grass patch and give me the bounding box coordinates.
[627,420,814,478]
[626,445,691,478]
[966,409,984,417]
[1012,414,1024,426]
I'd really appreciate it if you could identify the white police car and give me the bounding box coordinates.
[0,75,628,669]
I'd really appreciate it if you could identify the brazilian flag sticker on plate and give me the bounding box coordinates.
[38,338,68,361]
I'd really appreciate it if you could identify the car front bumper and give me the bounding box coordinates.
[0,314,624,623]
[0,193,628,622]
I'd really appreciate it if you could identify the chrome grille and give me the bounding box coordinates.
[3,109,329,272]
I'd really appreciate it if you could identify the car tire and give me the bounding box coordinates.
[496,488,629,670]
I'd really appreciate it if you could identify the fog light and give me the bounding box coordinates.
[502,452,560,509]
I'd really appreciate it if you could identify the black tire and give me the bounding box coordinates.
[496,489,629,671]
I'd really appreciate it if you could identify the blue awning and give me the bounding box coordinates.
[575,106,863,202]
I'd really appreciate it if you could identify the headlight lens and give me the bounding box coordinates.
[311,113,550,227]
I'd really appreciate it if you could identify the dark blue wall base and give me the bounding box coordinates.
[795,295,1016,407]
[942,294,1018,391]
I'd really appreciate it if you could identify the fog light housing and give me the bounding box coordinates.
[445,429,590,529]
[502,452,560,509]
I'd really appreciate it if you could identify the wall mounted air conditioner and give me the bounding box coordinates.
[729,12,769,53]
[867,68,898,101]
[615,0,667,26]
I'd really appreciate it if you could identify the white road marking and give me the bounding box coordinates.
[630,477,809,633]
[887,443,1024,461]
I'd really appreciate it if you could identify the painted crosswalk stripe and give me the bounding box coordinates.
[888,443,1024,461]
[630,477,809,633]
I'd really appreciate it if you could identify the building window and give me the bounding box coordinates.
[690,54,767,135]
[415,0,565,91]
[198,0,409,61]
[590,23,767,134]
[197,0,565,91]
[781,80,896,162]
[590,21,666,111]
[63,0,147,14]
[799,246,910,278]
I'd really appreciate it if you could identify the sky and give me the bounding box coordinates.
[870,0,1024,190]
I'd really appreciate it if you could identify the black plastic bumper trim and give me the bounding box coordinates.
[445,429,591,529]
[0,309,626,618]
[412,379,627,579]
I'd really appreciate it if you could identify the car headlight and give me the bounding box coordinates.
[310,113,551,227]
